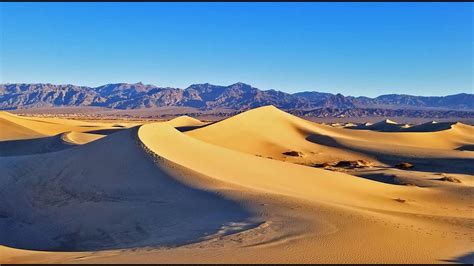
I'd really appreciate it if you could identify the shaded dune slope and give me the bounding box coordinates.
[0,127,255,251]
[402,121,457,132]
[348,120,468,133]
[365,119,403,132]
[0,132,105,157]
[0,133,75,157]
[305,126,474,175]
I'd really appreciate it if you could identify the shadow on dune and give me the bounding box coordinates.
[441,251,474,264]
[0,134,76,156]
[402,122,456,132]
[346,121,458,132]
[350,172,407,186]
[175,125,207,132]
[84,128,126,135]
[456,144,474,151]
[175,120,221,132]
[306,134,474,175]
[352,171,436,187]
[0,127,257,252]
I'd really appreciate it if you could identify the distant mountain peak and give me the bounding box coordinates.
[232,81,250,85]
[228,82,254,89]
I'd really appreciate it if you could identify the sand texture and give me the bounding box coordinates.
[1,106,473,264]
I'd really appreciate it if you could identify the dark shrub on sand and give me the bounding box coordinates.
[282,151,303,157]
[395,162,414,169]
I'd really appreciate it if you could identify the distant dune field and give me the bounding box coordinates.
[0,106,473,264]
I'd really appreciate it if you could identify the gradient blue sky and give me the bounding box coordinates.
[0,2,472,97]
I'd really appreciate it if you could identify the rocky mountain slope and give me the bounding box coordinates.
[1,82,472,112]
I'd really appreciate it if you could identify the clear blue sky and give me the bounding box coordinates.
[0,2,472,97]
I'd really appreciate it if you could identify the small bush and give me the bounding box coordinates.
[313,162,332,168]
[439,176,461,183]
[395,162,414,169]
[282,151,303,157]
[334,160,372,168]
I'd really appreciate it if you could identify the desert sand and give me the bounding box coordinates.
[0,106,473,264]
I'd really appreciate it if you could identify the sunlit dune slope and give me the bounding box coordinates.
[186,106,371,163]
[140,122,471,216]
[187,106,474,171]
[0,111,125,141]
[0,114,44,141]
[61,131,105,145]
[166,115,205,128]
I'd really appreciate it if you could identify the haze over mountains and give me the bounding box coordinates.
[1,82,473,112]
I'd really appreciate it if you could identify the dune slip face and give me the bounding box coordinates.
[0,126,259,252]
[1,106,473,263]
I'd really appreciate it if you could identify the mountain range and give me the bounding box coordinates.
[1,82,473,111]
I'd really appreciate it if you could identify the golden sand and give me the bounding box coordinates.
[1,106,472,263]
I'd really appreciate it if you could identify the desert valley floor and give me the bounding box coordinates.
[0,106,473,264]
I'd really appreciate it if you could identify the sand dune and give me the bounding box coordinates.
[403,121,460,132]
[1,106,473,263]
[0,113,44,141]
[141,119,472,215]
[0,133,76,156]
[187,106,373,165]
[365,119,402,132]
[347,119,400,130]
[0,111,122,141]
[0,127,255,251]
[144,123,416,209]
[346,118,470,133]
[61,131,105,145]
[0,131,104,157]
[0,111,112,156]
[187,106,474,174]
[166,115,205,128]
[165,115,207,132]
